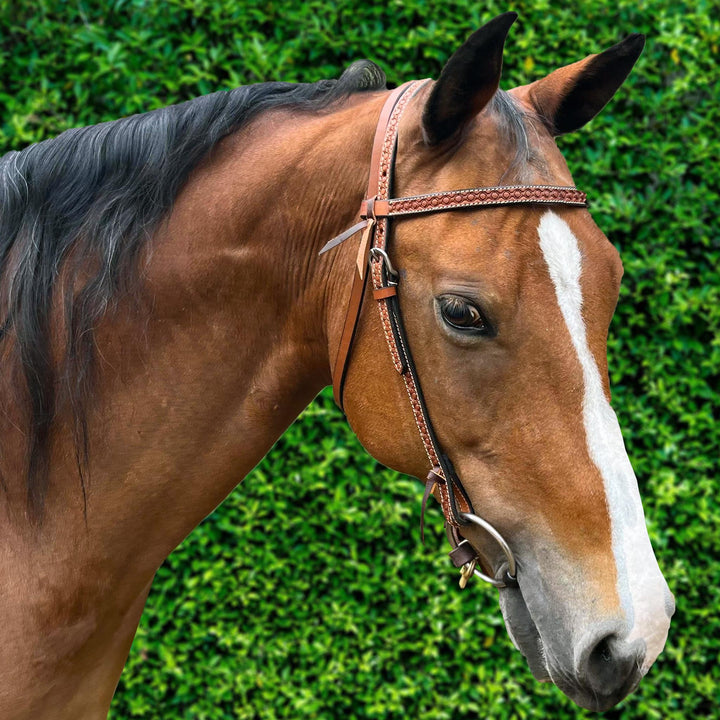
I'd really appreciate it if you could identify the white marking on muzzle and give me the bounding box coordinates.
[537,211,672,669]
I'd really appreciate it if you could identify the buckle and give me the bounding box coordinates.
[369,247,398,282]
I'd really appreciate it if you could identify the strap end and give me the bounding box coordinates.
[355,218,375,279]
[319,219,368,255]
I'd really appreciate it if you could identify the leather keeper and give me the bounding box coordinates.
[361,198,390,218]
[373,286,397,300]
[449,541,479,568]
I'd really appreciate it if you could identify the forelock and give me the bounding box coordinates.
[490,90,547,182]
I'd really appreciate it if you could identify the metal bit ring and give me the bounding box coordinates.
[459,512,518,588]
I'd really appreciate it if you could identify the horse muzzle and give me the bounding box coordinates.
[497,560,674,711]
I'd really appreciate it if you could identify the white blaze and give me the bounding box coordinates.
[537,211,672,671]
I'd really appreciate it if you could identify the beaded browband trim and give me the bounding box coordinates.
[321,185,587,255]
[363,184,586,218]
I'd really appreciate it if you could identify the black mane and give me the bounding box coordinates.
[0,60,386,519]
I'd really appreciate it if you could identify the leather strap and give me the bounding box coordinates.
[449,540,480,569]
[372,286,397,300]
[359,184,587,218]
[319,182,586,258]
[319,220,368,255]
[363,80,473,527]
[329,83,415,408]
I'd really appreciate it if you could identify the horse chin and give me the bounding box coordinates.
[498,584,551,682]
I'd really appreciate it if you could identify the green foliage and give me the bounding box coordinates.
[1,0,718,717]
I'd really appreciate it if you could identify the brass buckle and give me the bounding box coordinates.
[459,560,477,589]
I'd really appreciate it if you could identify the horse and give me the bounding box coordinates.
[0,12,673,718]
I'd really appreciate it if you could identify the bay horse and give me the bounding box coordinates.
[0,13,673,718]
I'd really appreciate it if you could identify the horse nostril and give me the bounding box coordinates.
[579,631,645,704]
[593,636,613,663]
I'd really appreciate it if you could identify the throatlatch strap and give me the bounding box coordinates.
[327,82,413,410]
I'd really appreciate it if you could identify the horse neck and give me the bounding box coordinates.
[5,93,383,553]
[0,92,389,717]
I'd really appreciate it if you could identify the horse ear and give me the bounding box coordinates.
[517,34,645,136]
[422,12,517,147]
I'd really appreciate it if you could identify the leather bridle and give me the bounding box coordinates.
[320,80,587,589]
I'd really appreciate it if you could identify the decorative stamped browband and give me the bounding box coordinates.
[360,184,587,219]
[320,184,587,255]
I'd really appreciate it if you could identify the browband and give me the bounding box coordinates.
[321,184,586,255]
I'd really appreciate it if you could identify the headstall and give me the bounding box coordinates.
[320,80,587,589]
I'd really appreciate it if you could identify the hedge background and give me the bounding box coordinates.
[1,0,718,718]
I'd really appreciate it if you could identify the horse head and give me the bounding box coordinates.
[339,13,673,711]
[0,12,674,717]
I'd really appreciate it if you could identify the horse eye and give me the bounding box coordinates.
[438,295,492,334]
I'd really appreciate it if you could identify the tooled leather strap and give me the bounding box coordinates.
[322,81,473,528]
[329,83,415,410]
[360,184,587,217]
[360,80,474,527]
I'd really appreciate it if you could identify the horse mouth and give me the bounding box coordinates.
[498,581,551,682]
[497,581,645,712]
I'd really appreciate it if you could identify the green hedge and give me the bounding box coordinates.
[1,1,718,718]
